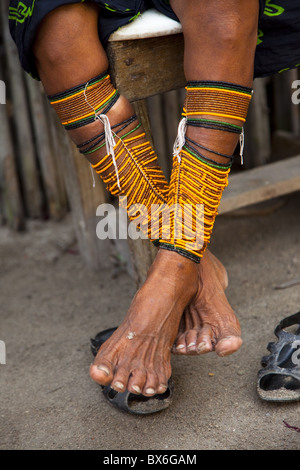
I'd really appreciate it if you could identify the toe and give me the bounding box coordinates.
[143,371,159,396]
[111,366,131,392]
[156,365,170,394]
[215,335,243,357]
[185,329,201,353]
[196,325,214,354]
[157,383,168,394]
[173,333,188,354]
[89,359,114,386]
[127,368,147,395]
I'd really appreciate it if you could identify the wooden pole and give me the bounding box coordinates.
[243,78,271,168]
[0,0,43,218]
[24,74,68,220]
[48,107,111,271]
[0,90,25,230]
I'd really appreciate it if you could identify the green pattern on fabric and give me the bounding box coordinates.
[278,62,300,73]
[104,3,117,13]
[128,11,141,23]
[103,2,136,14]
[264,0,285,16]
[9,0,35,23]
[257,29,264,45]
[258,1,285,46]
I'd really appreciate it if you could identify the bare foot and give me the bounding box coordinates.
[90,249,198,396]
[173,250,242,356]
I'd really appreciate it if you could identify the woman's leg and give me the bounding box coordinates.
[33,0,258,397]
[33,2,198,398]
[174,250,243,356]
[35,2,245,361]
[165,0,259,355]
[34,3,169,239]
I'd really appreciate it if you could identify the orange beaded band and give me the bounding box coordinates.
[48,72,119,130]
[158,81,252,263]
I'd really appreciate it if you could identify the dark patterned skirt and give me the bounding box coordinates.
[8,0,300,80]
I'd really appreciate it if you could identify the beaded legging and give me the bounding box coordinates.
[49,71,169,240]
[158,81,253,263]
[50,75,252,261]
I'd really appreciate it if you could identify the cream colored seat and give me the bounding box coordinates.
[109,8,182,41]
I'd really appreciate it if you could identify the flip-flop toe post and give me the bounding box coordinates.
[90,328,173,415]
[257,311,300,402]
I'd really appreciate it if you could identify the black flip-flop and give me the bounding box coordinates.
[257,311,300,402]
[90,327,173,415]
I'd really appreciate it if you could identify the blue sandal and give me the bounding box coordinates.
[90,327,173,414]
[257,312,300,402]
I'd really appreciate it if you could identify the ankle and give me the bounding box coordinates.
[150,250,199,292]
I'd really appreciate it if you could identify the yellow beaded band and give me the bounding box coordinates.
[158,81,252,263]
[158,150,231,262]
[91,128,169,240]
[48,72,119,130]
[48,72,169,242]
[184,81,252,124]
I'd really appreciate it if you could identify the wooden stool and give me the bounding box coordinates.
[61,9,300,285]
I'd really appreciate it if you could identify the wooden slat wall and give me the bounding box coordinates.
[0,0,69,227]
[1,0,300,274]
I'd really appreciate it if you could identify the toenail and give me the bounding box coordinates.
[187,342,196,348]
[197,342,207,352]
[158,384,167,392]
[176,344,185,350]
[132,385,141,394]
[145,388,156,395]
[97,365,110,375]
[114,381,124,390]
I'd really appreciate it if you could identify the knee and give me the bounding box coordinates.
[33,4,99,66]
[212,12,257,49]
[190,11,257,51]
[178,3,258,52]
[34,33,71,67]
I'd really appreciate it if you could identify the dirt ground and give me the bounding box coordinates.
[0,191,299,451]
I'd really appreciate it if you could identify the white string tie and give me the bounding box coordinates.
[83,81,121,191]
[239,127,245,166]
[90,164,96,188]
[98,114,121,191]
[173,117,187,163]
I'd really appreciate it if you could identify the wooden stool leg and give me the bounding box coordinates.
[127,237,158,287]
